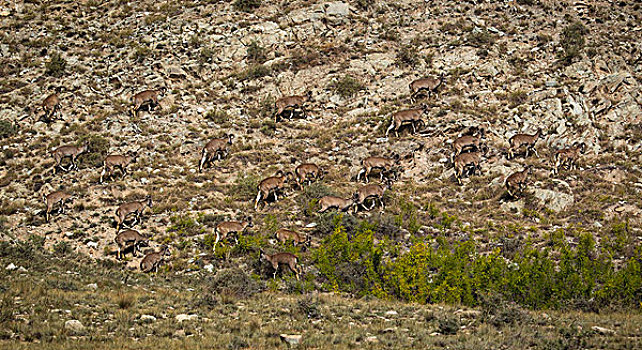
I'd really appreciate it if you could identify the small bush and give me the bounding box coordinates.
[438,314,460,335]
[329,75,364,99]
[132,45,152,62]
[246,40,266,63]
[45,52,66,77]
[466,29,496,47]
[0,120,16,139]
[558,22,588,65]
[396,46,419,67]
[233,64,271,81]
[206,268,263,299]
[296,294,322,319]
[233,0,261,12]
[229,172,259,201]
[77,133,110,168]
[205,109,229,124]
[116,292,136,309]
[53,240,72,256]
[167,215,203,237]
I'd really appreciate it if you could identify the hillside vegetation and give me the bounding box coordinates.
[0,0,641,348]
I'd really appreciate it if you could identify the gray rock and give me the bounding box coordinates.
[65,320,85,333]
[325,2,350,16]
[533,189,574,212]
[280,334,302,346]
[140,315,157,323]
[591,326,615,335]
[5,263,16,271]
[175,314,198,322]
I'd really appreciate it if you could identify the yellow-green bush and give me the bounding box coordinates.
[312,220,642,310]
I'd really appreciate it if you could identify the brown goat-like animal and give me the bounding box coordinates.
[115,195,152,230]
[409,73,445,103]
[140,245,170,273]
[505,165,533,198]
[114,229,148,260]
[508,129,541,159]
[357,154,401,183]
[101,152,138,183]
[353,181,391,213]
[199,134,234,172]
[274,91,312,122]
[275,228,308,247]
[386,105,428,137]
[43,190,73,222]
[294,163,325,189]
[213,218,253,250]
[131,88,165,117]
[42,93,61,121]
[261,251,301,280]
[255,171,294,210]
[51,143,89,174]
[453,151,483,185]
[317,196,355,213]
[552,142,586,174]
[451,128,486,162]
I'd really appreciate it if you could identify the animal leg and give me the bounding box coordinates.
[255,191,262,210]
[385,122,395,137]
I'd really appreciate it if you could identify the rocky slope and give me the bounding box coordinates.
[0,0,641,272]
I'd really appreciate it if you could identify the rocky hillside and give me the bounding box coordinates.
[1,0,642,312]
[1,0,642,347]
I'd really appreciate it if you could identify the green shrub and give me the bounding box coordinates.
[312,220,385,297]
[77,133,110,168]
[234,64,271,81]
[329,75,364,99]
[229,172,259,201]
[558,22,588,65]
[206,268,263,299]
[132,45,152,62]
[438,314,460,335]
[396,46,419,67]
[466,29,496,47]
[53,240,72,256]
[312,221,642,310]
[167,215,203,237]
[45,52,66,77]
[246,40,266,63]
[233,0,261,12]
[0,120,16,139]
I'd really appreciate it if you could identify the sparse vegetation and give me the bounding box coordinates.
[1,0,641,348]
[233,0,261,12]
[558,21,589,65]
[45,52,66,77]
[329,75,364,98]
[0,120,16,139]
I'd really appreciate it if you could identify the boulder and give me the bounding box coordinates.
[533,189,574,212]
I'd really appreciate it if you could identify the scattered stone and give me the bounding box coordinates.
[65,320,85,333]
[5,263,16,271]
[385,310,398,316]
[86,283,98,290]
[280,334,302,346]
[175,314,198,322]
[324,2,350,17]
[533,189,574,213]
[366,336,379,343]
[591,326,615,335]
[140,315,157,323]
[203,264,214,272]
